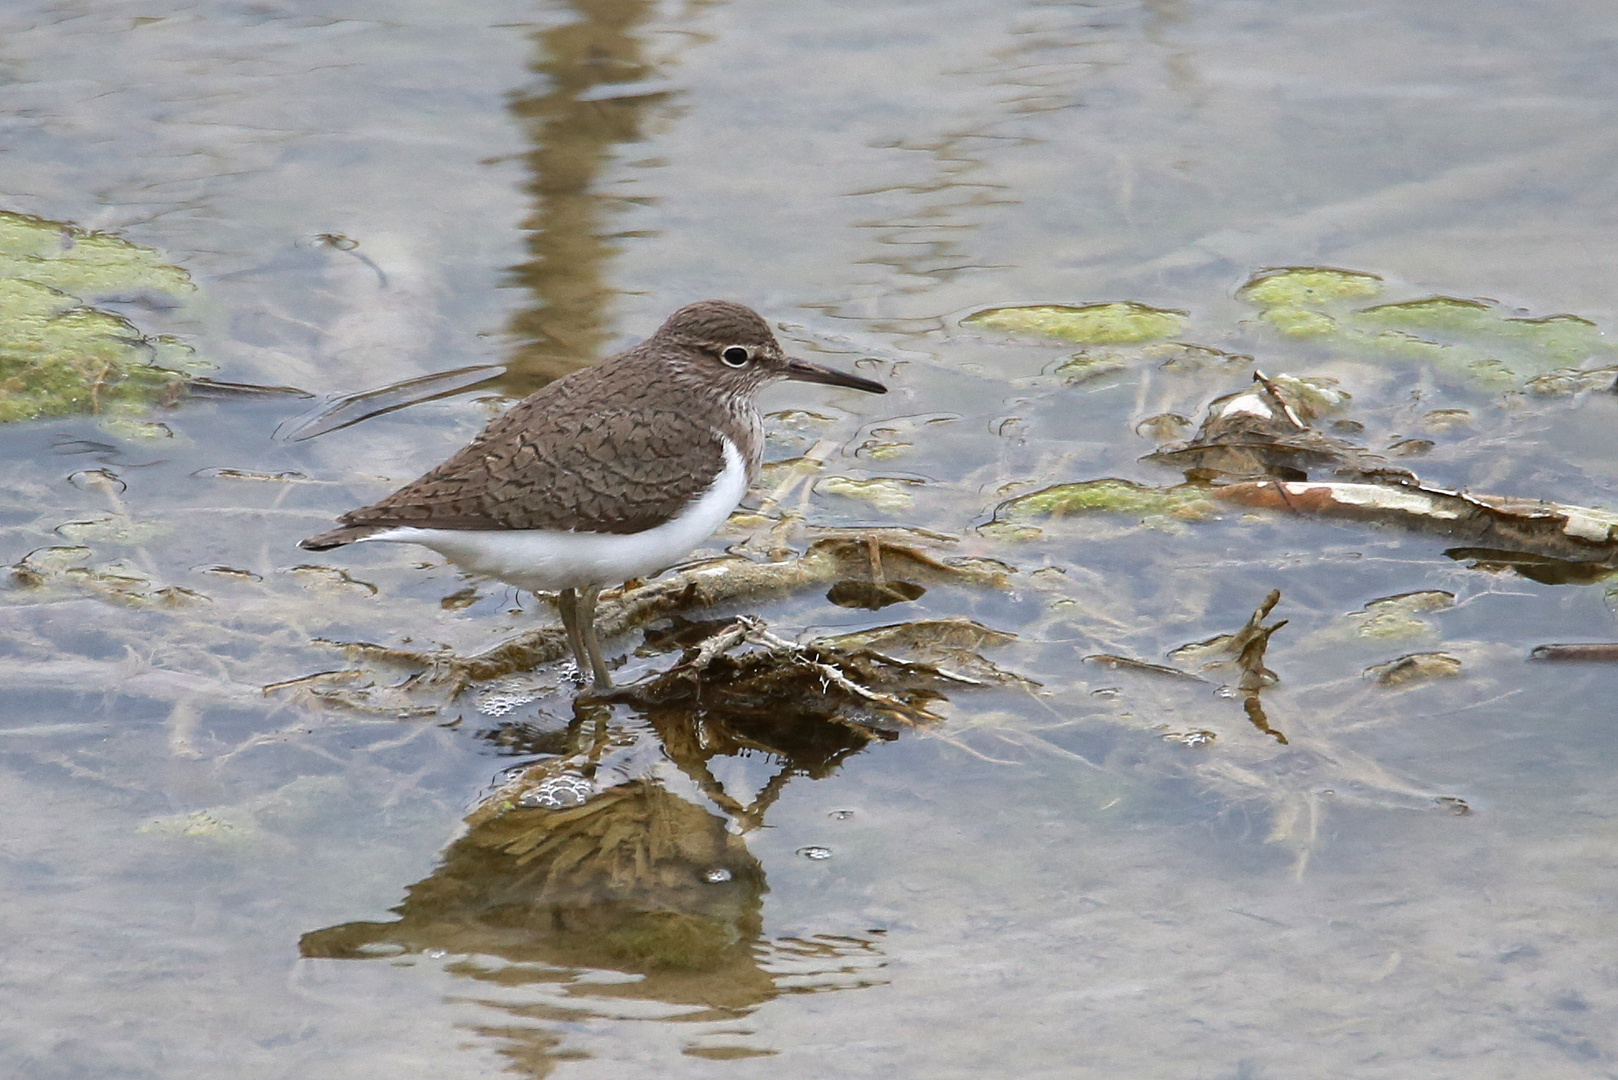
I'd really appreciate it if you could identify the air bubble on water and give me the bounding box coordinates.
[828,809,855,821]
[1090,686,1121,698]
[797,846,833,861]
[703,868,733,884]
[517,772,594,809]
[476,677,544,716]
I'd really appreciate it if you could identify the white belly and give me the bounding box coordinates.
[359,438,748,592]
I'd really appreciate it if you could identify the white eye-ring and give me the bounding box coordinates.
[720,346,751,367]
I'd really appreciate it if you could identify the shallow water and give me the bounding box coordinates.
[5,1,1618,1077]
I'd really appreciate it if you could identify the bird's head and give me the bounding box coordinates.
[652,300,887,398]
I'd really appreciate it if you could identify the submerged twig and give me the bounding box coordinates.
[318,534,1010,684]
[739,619,928,724]
[1529,642,1618,661]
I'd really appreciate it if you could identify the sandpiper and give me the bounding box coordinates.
[300,300,887,688]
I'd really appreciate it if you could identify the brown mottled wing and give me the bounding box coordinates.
[335,396,728,535]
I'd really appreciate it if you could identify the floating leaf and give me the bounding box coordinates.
[196,565,263,582]
[1236,265,1615,385]
[1135,413,1192,441]
[1529,643,1618,662]
[138,810,254,842]
[1420,409,1473,432]
[826,579,926,610]
[964,301,1186,344]
[1084,654,1206,683]
[1238,267,1385,307]
[1344,591,1456,640]
[1215,480,1618,571]
[9,545,92,584]
[286,565,380,597]
[194,467,316,483]
[995,479,1217,521]
[1366,651,1462,686]
[815,476,920,511]
[764,409,836,429]
[1146,342,1253,371]
[1258,306,1339,337]
[54,513,169,544]
[1357,302,1602,366]
[100,417,175,442]
[1050,350,1131,382]
[1524,366,1618,396]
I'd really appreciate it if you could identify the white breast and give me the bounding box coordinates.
[360,437,748,593]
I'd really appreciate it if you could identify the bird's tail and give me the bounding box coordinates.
[299,525,384,551]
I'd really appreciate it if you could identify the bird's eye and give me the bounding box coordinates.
[720,346,751,367]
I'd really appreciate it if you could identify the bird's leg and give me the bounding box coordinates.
[576,583,613,690]
[556,588,592,684]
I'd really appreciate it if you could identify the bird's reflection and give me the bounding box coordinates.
[301,689,889,1069]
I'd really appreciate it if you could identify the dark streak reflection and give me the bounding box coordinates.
[501,0,671,393]
[272,0,682,440]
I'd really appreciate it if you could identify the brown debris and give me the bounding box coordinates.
[1528,643,1618,661]
[1143,371,1398,483]
[1215,480,1618,570]
[320,535,1011,688]
[1144,369,1618,580]
[604,614,1027,733]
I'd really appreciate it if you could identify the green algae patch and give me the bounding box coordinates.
[138,810,256,843]
[1050,350,1131,382]
[1355,300,1606,368]
[964,302,1187,345]
[0,210,208,422]
[995,479,1218,521]
[1346,590,1456,641]
[99,417,177,443]
[815,475,920,511]
[0,211,195,298]
[1045,341,1248,385]
[1236,265,1618,387]
[1257,306,1339,338]
[1238,267,1384,307]
[1240,268,1382,338]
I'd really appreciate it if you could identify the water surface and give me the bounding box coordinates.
[4,1,1618,1077]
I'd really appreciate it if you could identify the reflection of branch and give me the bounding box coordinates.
[1242,694,1287,746]
[1233,590,1288,745]
[667,747,796,834]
